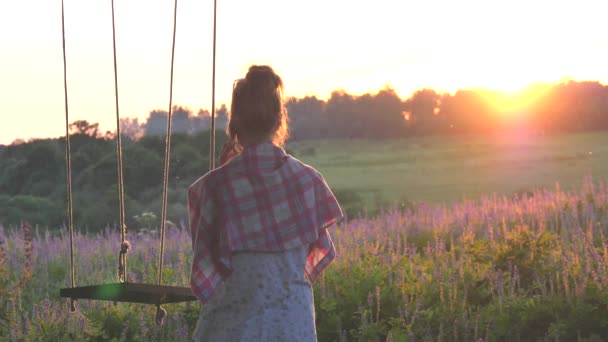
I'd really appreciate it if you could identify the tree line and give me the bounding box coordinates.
[1,80,607,231]
[290,80,608,138]
[115,80,608,141]
[0,128,228,231]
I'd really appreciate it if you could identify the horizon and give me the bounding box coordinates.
[1,0,607,145]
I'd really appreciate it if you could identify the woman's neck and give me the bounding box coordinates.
[238,133,273,148]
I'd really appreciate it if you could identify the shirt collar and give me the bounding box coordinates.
[239,142,287,172]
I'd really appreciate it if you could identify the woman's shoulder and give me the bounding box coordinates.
[188,154,246,195]
[188,167,222,196]
[285,155,323,176]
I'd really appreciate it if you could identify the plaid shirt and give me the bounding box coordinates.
[188,143,343,304]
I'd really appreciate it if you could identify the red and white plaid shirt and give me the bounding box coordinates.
[188,142,343,303]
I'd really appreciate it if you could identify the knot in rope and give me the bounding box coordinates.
[120,239,131,254]
[155,305,167,326]
[118,239,131,282]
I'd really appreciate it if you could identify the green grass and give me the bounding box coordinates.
[288,131,608,213]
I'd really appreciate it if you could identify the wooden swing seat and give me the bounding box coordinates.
[60,283,197,305]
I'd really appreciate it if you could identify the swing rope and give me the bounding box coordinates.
[156,0,180,325]
[110,0,130,284]
[60,0,213,321]
[209,0,217,170]
[61,0,77,314]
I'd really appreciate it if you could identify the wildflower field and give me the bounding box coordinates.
[2,179,608,341]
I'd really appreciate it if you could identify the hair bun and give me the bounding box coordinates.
[229,64,289,146]
[246,65,279,87]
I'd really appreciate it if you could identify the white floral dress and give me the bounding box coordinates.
[192,245,317,341]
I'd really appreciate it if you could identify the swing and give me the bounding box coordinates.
[59,0,219,322]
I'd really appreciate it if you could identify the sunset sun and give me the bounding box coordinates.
[482,83,553,118]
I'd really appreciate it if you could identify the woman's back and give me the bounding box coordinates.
[193,246,316,341]
[188,65,342,342]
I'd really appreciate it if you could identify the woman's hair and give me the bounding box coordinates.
[228,65,289,147]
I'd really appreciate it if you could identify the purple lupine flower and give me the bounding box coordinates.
[496,270,504,298]
[118,319,130,342]
[175,312,190,340]
[582,225,607,286]
[138,313,149,338]
[375,286,381,323]
[513,264,520,293]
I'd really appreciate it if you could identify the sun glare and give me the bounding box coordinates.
[482,83,552,118]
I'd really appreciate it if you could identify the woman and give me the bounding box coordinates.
[188,65,343,341]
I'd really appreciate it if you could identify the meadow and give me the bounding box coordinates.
[2,132,608,341]
[290,131,608,216]
[2,178,608,340]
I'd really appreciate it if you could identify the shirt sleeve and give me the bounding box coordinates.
[305,227,336,283]
[314,171,344,229]
[188,178,227,304]
[304,172,343,283]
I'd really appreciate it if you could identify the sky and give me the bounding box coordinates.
[0,0,607,145]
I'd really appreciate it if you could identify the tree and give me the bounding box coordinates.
[286,96,326,140]
[119,118,144,141]
[407,89,442,135]
[10,139,26,146]
[438,90,493,134]
[215,104,229,130]
[143,105,230,137]
[370,87,408,138]
[69,120,100,137]
[171,106,194,135]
